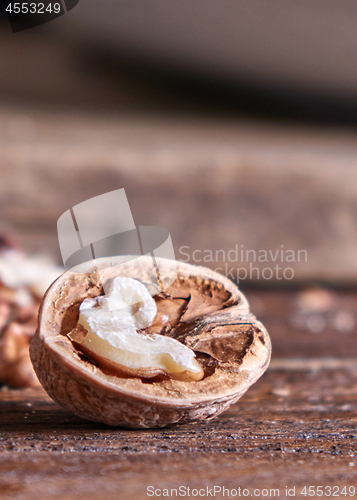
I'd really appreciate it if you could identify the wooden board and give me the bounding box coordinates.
[1,366,357,500]
[1,289,357,500]
[2,106,357,284]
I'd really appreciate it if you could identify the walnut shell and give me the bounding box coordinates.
[30,257,271,428]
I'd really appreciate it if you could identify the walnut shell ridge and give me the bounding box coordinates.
[30,257,271,428]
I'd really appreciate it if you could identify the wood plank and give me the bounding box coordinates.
[1,107,357,283]
[245,289,357,358]
[1,365,357,500]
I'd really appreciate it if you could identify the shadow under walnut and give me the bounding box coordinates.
[30,258,271,429]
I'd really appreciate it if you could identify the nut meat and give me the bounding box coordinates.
[30,257,271,428]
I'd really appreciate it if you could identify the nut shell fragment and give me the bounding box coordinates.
[30,257,271,428]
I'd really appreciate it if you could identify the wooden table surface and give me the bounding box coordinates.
[1,29,357,500]
[1,289,357,500]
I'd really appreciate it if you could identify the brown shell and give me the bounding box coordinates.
[30,257,271,428]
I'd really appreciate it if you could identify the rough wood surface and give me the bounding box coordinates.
[1,366,357,500]
[247,288,357,358]
[1,289,357,499]
[1,105,357,284]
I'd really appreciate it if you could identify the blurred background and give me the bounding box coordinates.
[2,0,357,382]
[1,0,357,280]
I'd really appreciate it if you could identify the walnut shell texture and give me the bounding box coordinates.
[30,257,271,428]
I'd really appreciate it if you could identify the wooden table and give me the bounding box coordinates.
[1,29,357,499]
[1,289,357,499]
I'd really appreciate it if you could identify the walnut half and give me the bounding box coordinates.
[30,257,271,429]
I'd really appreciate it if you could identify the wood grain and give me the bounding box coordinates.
[1,364,357,500]
[1,288,357,498]
[245,289,357,359]
[1,106,357,284]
